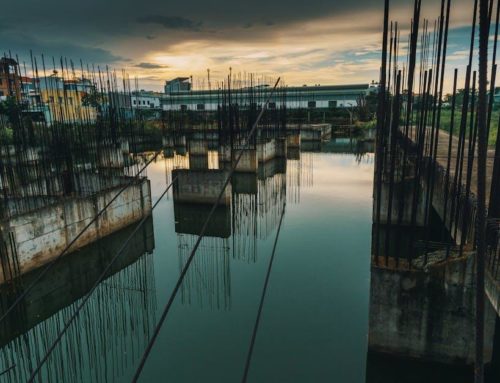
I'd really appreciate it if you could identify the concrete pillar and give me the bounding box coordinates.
[172,169,231,205]
[368,253,496,365]
[374,178,426,227]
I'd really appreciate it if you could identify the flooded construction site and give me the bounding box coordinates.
[2,0,500,380]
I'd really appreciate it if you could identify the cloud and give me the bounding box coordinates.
[135,62,168,69]
[0,29,125,64]
[136,15,202,31]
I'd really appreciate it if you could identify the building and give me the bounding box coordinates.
[131,90,161,109]
[161,82,377,112]
[0,57,22,101]
[165,77,191,94]
[34,75,98,123]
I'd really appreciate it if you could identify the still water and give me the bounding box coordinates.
[0,137,373,382]
[2,135,498,382]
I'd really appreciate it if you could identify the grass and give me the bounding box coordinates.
[438,108,499,146]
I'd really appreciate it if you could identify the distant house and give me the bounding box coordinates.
[30,75,99,124]
[164,77,191,94]
[0,57,21,101]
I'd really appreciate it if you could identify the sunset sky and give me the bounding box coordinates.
[1,0,477,91]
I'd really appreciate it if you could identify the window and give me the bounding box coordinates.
[308,101,316,108]
[328,100,337,108]
[133,100,136,105]
[49,96,54,103]
[58,97,63,104]
[68,97,73,106]
[0,91,3,96]
[268,102,276,109]
[180,104,187,111]
[197,104,205,110]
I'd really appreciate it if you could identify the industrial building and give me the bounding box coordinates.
[161,81,378,111]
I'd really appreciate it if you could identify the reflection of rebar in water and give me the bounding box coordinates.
[286,151,313,204]
[164,151,190,197]
[0,253,157,383]
[177,234,231,311]
[232,193,258,263]
[258,173,286,240]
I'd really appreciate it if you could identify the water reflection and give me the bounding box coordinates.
[0,217,157,382]
[0,132,376,382]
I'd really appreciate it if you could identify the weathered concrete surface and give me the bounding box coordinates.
[257,138,287,163]
[486,269,500,316]
[0,216,155,347]
[369,253,496,365]
[218,145,257,173]
[405,129,496,246]
[0,178,152,282]
[286,133,300,148]
[188,139,208,156]
[375,179,426,226]
[173,169,231,205]
[300,124,332,141]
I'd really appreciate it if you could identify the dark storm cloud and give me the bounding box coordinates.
[0,0,390,38]
[136,15,202,31]
[135,62,168,69]
[0,0,472,68]
[0,29,124,64]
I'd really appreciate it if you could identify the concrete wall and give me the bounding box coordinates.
[374,179,426,226]
[428,163,475,246]
[173,169,231,205]
[0,216,155,347]
[286,133,301,148]
[188,139,208,156]
[0,178,152,282]
[218,145,258,173]
[368,253,496,365]
[257,138,286,163]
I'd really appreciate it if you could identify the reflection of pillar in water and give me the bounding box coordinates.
[0,232,157,383]
[231,172,258,263]
[164,152,190,195]
[257,160,287,240]
[177,234,231,311]
[208,150,219,170]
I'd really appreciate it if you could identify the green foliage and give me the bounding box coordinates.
[81,90,102,109]
[0,125,13,143]
[438,108,499,146]
[0,96,22,125]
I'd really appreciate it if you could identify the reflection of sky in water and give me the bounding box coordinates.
[0,147,374,383]
[139,150,374,383]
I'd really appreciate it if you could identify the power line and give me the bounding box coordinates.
[131,77,281,383]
